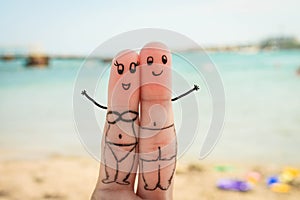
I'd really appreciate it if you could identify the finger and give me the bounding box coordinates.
[138,42,177,200]
[94,50,140,193]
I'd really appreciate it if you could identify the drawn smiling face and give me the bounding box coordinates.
[146,54,168,77]
[113,59,137,91]
[108,50,140,108]
[140,42,173,101]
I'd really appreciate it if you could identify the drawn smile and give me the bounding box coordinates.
[152,70,163,76]
[122,83,131,90]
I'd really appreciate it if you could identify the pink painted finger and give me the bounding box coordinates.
[138,42,177,200]
[94,50,140,193]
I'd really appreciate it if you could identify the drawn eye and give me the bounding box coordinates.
[129,62,137,73]
[147,56,153,65]
[114,60,124,75]
[162,55,167,64]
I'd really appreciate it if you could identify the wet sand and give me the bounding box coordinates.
[0,155,299,200]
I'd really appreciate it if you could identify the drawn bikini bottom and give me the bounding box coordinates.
[140,150,176,172]
[106,142,137,162]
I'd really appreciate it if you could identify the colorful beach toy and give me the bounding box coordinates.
[245,171,261,184]
[214,165,234,172]
[270,183,291,193]
[279,167,300,183]
[267,176,279,186]
[217,179,252,192]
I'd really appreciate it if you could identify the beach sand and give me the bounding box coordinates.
[0,155,299,200]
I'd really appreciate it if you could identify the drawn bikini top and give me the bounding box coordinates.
[106,110,139,124]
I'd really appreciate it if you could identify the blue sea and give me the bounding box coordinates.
[0,50,300,164]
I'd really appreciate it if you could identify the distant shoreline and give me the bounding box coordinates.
[1,48,300,65]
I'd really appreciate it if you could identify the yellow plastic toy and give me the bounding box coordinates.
[279,167,300,183]
[270,183,291,193]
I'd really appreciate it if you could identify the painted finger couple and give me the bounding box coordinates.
[82,42,199,199]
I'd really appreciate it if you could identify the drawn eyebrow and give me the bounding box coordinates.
[114,60,139,66]
[114,60,120,66]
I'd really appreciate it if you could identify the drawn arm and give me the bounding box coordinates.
[81,90,107,110]
[171,84,200,102]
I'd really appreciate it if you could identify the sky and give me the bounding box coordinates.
[1,0,300,55]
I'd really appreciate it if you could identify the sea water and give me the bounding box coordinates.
[0,50,299,164]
